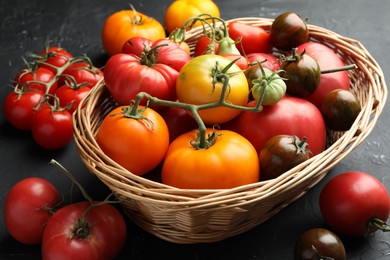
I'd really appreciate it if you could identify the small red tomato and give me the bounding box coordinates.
[14,67,58,94]
[3,89,44,130]
[320,89,361,131]
[38,46,73,74]
[58,61,103,88]
[194,35,219,56]
[55,82,91,114]
[4,177,61,244]
[31,98,73,150]
[320,171,390,237]
[259,135,311,180]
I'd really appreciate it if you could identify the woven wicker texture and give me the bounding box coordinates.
[72,17,387,244]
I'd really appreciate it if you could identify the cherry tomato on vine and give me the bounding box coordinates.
[31,96,74,150]
[176,54,249,125]
[102,8,166,56]
[58,61,103,89]
[4,177,61,244]
[294,228,346,260]
[320,89,361,131]
[42,201,127,260]
[226,96,326,156]
[96,105,169,176]
[162,129,260,189]
[259,135,310,180]
[3,88,44,130]
[164,0,220,34]
[55,83,91,114]
[14,67,57,94]
[319,171,390,237]
[227,21,272,54]
[280,49,321,98]
[38,46,73,74]
[270,12,309,51]
[297,42,351,109]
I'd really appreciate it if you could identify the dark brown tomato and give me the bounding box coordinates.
[259,135,310,180]
[280,52,321,98]
[270,12,309,51]
[294,228,346,260]
[320,89,361,131]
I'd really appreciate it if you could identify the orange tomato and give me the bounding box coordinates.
[162,129,260,189]
[164,0,220,34]
[96,105,169,176]
[102,9,166,57]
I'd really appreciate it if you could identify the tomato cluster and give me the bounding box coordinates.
[3,46,103,150]
[4,161,127,259]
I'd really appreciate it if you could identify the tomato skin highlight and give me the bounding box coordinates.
[162,129,260,189]
[96,106,169,176]
[4,177,61,244]
[41,201,127,260]
[319,171,390,237]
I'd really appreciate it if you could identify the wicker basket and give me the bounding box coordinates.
[72,17,387,244]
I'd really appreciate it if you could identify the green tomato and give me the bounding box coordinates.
[250,65,286,106]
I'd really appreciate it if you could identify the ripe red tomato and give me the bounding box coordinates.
[55,83,91,114]
[3,89,44,130]
[162,129,260,189]
[319,171,390,237]
[96,105,169,176]
[4,177,61,244]
[59,61,103,89]
[270,12,309,51]
[42,201,127,260]
[296,42,350,108]
[31,101,73,150]
[104,37,190,107]
[226,96,326,156]
[38,46,73,74]
[227,21,272,54]
[14,67,58,94]
[219,53,249,70]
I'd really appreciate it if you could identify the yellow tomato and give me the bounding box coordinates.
[164,0,220,34]
[102,9,166,56]
[176,54,249,125]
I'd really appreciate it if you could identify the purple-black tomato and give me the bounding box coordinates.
[259,135,311,180]
[320,89,361,131]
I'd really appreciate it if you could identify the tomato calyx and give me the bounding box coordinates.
[367,217,390,235]
[294,136,312,155]
[190,128,222,150]
[310,245,335,260]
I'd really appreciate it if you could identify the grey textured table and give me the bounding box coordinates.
[1,0,390,259]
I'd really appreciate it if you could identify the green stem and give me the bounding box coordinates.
[320,64,357,74]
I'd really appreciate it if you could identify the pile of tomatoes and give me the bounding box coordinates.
[2,46,103,150]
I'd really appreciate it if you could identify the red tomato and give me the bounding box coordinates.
[227,21,272,54]
[14,67,58,94]
[162,129,260,189]
[194,35,219,56]
[4,177,61,244]
[297,42,350,108]
[96,105,170,176]
[319,171,390,237]
[3,89,44,130]
[31,102,73,150]
[246,53,280,71]
[59,62,103,88]
[105,37,190,106]
[159,107,198,142]
[55,84,91,114]
[38,46,73,74]
[42,201,127,260]
[226,96,326,156]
